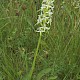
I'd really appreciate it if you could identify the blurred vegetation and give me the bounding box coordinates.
[0,0,80,80]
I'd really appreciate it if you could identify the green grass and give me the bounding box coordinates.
[0,0,80,80]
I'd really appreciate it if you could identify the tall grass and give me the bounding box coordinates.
[0,0,80,80]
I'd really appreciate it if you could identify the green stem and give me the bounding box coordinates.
[28,32,42,80]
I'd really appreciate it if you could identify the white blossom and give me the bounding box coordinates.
[36,0,54,32]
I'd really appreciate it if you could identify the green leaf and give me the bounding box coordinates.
[36,68,51,80]
[48,76,57,80]
[77,75,80,79]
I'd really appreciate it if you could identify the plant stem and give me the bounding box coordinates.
[28,32,42,80]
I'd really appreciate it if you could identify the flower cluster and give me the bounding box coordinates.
[36,0,54,32]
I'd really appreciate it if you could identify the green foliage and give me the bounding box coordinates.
[36,68,51,80]
[0,0,80,80]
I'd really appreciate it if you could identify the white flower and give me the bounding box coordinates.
[36,0,54,33]
[36,27,50,32]
[41,4,47,10]
[43,0,47,2]
[46,10,53,16]
[47,18,52,25]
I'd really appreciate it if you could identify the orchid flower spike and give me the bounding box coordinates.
[36,0,54,32]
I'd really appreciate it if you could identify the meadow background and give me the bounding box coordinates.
[0,0,80,80]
